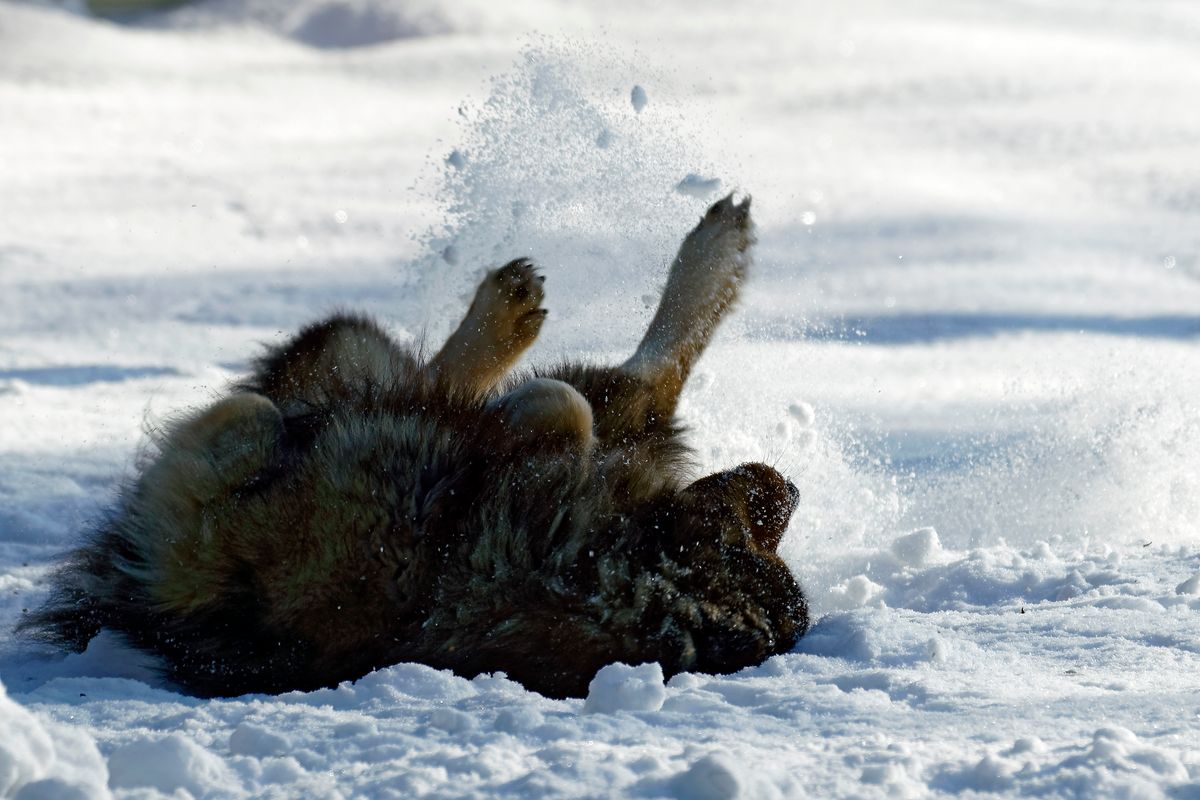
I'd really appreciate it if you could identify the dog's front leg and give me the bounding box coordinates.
[429,258,548,399]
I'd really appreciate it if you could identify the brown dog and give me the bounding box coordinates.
[24,194,808,698]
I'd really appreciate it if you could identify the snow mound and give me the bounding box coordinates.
[668,752,744,800]
[228,723,290,758]
[1176,574,1200,595]
[798,526,1200,620]
[583,662,667,714]
[826,574,886,611]
[890,527,941,567]
[0,679,110,800]
[107,732,240,796]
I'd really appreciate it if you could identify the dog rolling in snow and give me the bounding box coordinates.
[24,194,808,698]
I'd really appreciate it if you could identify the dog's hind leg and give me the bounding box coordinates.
[488,377,594,452]
[428,258,547,399]
[142,393,283,511]
[133,392,285,614]
[537,195,753,449]
[621,193,754,417]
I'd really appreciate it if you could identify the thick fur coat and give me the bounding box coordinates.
[23,195,809,698]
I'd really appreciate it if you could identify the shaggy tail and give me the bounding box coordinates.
[17,516,143,653]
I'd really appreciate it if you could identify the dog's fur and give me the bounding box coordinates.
[22,195,808,699]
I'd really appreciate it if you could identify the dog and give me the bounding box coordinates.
[23,194,808,699]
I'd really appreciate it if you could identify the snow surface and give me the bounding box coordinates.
[3,0,1200,797]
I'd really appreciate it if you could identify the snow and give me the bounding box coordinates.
[3,0,1200,797]
[582,663,667,715]
[630,84,648,113]
[674,173,722,199]
[107,734,239,797]
[0,679,110,800]
[787,401,816,428]
[666,753,744,800]
[889,527,942,568]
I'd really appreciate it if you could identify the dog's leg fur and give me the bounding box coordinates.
[429,258,547,399]
[236,194,744,450]
[621,193,754,417]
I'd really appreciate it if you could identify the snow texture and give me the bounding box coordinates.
[3,0,1200,797]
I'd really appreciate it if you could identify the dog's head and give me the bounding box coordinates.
[648,462,808,674]
[674,462,799,555]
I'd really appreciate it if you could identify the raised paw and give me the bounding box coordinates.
[707,193,754,244]
[430,258,549,397]
[478,257,548,345]
[677,193,755,279]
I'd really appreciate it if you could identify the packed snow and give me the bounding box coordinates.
[2,0,1200,797]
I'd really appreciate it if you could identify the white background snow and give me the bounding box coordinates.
[2,0,1200,797]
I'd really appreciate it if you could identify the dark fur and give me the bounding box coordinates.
[23,205,808,699]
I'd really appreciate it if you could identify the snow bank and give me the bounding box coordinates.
[802,521,1195,617]
[0,679,110,800]
[146,0,591,47]
[909,380,1200,552]
[941,726,1193,797]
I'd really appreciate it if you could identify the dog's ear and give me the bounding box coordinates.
[674,463,798,553]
